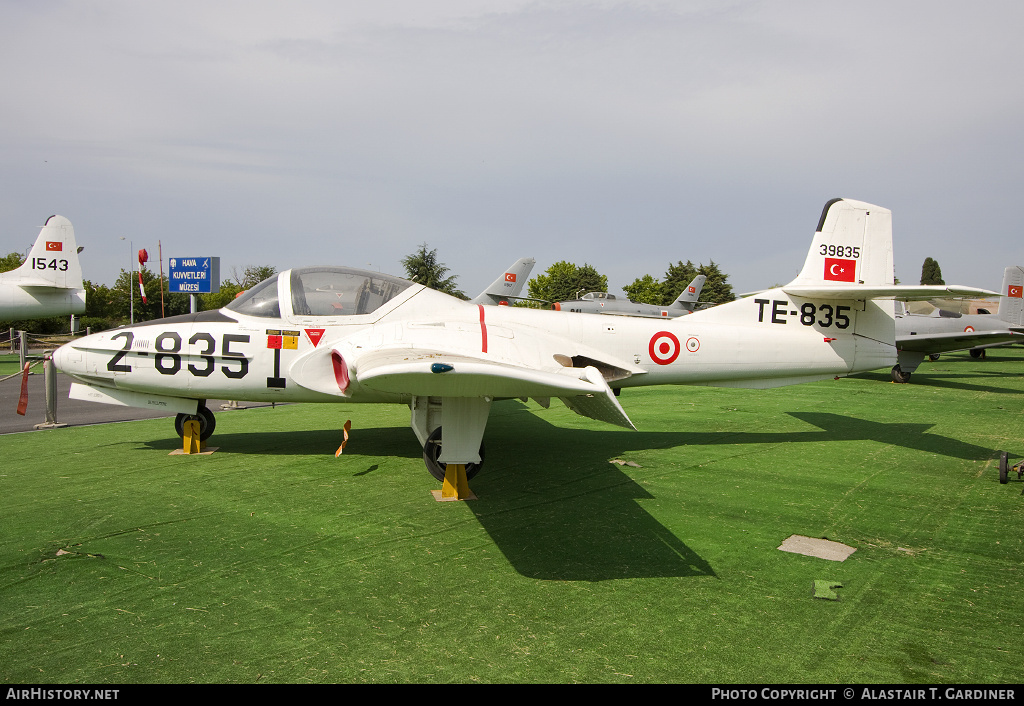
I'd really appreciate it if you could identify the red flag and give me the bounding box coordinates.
[824,257,856,282]
[505,273,516,282]
[137,249,148,304]
[1008,285,1022,298]
[16,363,29,415]
[46,241,62,251]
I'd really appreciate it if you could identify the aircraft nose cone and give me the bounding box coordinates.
[52,341,79,375]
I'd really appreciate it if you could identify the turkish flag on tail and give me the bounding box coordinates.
[824,257,857,282]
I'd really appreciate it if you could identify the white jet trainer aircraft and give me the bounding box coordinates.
[53,199,994,483]
[0,215,85,320]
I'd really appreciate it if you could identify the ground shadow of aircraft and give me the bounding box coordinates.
[852,358,1024,395]
[143,408,717,582]
[140,400,1000,581]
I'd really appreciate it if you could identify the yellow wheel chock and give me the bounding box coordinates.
[183,419,205,454]
[431,463,477,502]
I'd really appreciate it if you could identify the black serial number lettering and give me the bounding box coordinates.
[32,257,70,271]
[108,331,251,379]
[106,331,133,372]
[819,244,860,258]
[756,299,851,329]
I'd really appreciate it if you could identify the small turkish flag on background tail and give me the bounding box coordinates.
[824,257,857,282]
[46,241,62,251]
[1008,285,1022,298]
[505,273,516,282]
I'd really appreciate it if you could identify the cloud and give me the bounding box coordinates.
[2,1,1023,296]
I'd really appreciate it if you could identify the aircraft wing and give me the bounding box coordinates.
[351,347,635,429]
[898,328,1024,354]
[782,284,999,300]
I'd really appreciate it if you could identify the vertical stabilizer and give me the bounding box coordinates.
[0,215,86,319]
[789,198,894,288]
[670,274,706,311]
[4,215,84,290]
[998,266,1024,325]
[470,257,536,306]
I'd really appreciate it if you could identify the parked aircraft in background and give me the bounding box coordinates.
[0,215,85,320]
[53,199,994,487]
[890,265,1024,382]
[469,257,535,306]
[553,275,708,318]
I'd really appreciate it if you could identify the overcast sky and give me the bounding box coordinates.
[2,1,1022,299]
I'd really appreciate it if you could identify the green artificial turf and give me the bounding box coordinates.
[1,350,1022,683]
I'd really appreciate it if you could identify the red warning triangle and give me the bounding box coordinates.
[305,328,326,347]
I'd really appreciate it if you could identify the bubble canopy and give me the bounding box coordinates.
[225,267,414,319]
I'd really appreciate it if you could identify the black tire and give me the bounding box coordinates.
[1000,451,1009,484]
[928,354,940,361]
[891,365,911,384]
[175,405,216,442]
[422,426,484,482]
[970,348,984,359]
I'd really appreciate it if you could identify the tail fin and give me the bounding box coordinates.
[998,266,1024,325]
[784,199,995,301]
[3,215,84,290]
[470,257,536,306]
[788,198,894,288]
[670,274,706,311]
[0,215,85,319]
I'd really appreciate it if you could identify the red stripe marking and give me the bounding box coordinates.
[478,304,488,353]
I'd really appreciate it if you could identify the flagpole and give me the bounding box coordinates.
[158,240,165,318]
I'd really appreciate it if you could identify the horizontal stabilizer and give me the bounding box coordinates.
[783,284,999,300]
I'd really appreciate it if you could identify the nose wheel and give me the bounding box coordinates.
[890,365,912,383]
[175,405,216,442]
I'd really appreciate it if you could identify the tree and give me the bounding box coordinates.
[661,260,701,305]
[526,261,608,305]
[0,251,24,273]
[200,265,278,310]
[920,257,944,285]
[621,274,664,305]
[627,259,735,307]
[690,260,735,304]
[233,265,277,289]
[401,243,466,299]
[108,266,179,324]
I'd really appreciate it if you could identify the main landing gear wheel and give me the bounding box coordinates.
[891,365,912,384]
[175,405,216,442]
[422,426,484,482]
